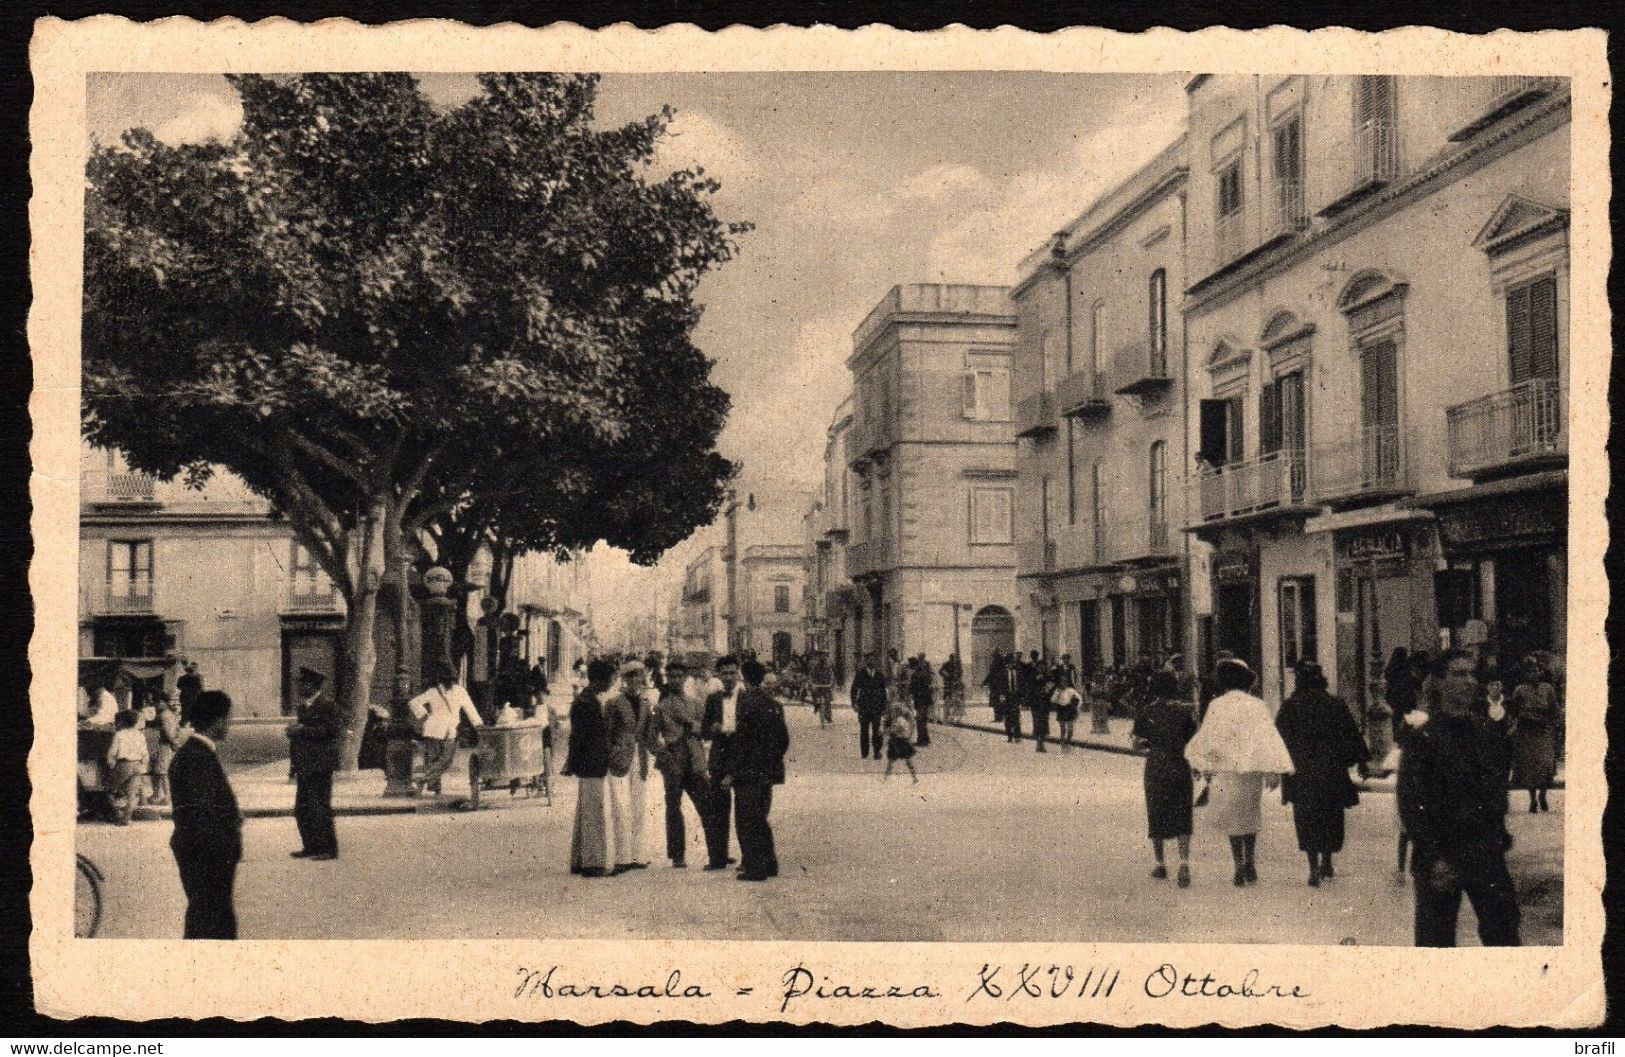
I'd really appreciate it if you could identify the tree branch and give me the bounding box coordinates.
[285,426,368,487]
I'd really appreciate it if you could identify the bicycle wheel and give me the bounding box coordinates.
[75,855,102,939]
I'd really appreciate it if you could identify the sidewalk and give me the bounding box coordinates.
[116,760,427,823]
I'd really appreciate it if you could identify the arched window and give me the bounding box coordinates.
[1148,270,1168,374]
[1149,440,1167,525]
[1090,300,1106,375]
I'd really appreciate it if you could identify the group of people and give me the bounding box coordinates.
[77,660,206,824]
[1123,647,1541,948]
[563,653,790,883]
[985,650,1143,750]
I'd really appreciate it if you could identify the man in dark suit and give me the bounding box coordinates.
[698,655,744,871]
[168,690,242,939]
[851,654,888,760]
[1002,654,1024,742]
[564,658,616,876]
[729,659,790,882]
[286,666,341,861]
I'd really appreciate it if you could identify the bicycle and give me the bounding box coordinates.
[75,853,103,938]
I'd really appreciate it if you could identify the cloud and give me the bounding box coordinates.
[897,162,993,203]
[920,95,1188,284]
[654,108,762,190]
[153,92,243,146]
[718,312,853,488]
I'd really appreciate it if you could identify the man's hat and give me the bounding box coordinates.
[619,660,647,678]
[297,666,326,687]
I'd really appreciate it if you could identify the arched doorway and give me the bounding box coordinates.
[771,631,794,669]
[970,606,1016,698]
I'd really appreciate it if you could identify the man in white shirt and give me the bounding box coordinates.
[406,663,484,797]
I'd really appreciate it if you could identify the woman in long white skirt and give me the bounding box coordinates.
[1185,658,1295,887]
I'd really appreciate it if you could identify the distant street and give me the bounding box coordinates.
[78,705,1563,945]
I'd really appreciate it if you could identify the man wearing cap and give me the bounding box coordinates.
[638,658,717,868]
[605,661,654,873]
[729,658,790,882]
[1398,649,1520,946]
[698,655,744,870]
[286,667,341,861]
[406,663,485,798]
[564,658,617,876]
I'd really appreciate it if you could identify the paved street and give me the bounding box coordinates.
[77,705,1563,945]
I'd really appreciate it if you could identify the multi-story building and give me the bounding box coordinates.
[507,549,594,688]
[812,398,858,683]
[718,483,812,663]
[1011,137,1190,681]
[845,284,1019,690]
[1180,74,1570,718]
[79,444,345,720]
[675,544,727,659]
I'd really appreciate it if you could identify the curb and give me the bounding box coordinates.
[942,718,1146,758]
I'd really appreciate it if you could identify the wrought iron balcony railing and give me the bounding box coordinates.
[1112,339,1174,397]
[845,537,897,578]
[1106,513,1174,564]
[286,580,343,613]
[1014,391,1058,439]
[1320,116,1399,216]
[97,581,157,615]
[1267,177,1308,240]
[1446,377,1565,479]
[1057,369,1111,419]
[1312,425,1409,501]
[1214,207,1249,272]
[1451,76,1560,141]
[1191,448,1310,524]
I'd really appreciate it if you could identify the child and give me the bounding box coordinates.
[149,692,183,806]
[883,700,919,783]
[106,710,149,826]
[1052,678,1082,752]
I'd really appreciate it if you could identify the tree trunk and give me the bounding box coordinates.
[336,502,389,770]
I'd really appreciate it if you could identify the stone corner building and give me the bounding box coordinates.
[840,283,1019,692]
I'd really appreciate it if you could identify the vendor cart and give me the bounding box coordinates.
[463,719,552,810]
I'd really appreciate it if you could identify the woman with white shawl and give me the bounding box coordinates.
[1185,658,1295,887]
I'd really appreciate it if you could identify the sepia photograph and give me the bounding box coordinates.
[26,18,1608,1029]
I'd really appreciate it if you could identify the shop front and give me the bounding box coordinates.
[1201,536,1260,677]
[1330,516,1440,740]
[1423,472,1566,676]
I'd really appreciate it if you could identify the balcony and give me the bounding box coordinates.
[1446,377,1565,480]
[1106,513,1174,565]
[845,537,896,578]
[1451,76,1560,141]
[1112,340,1175,397]
[1016,538,1056,576]
[1265,177,1308,242]
[1191,449,1311,525]
[1312,425,1410,503]
[1319,117,1399,218]
[846,417,891,468]
[285,581,343,614]
[84,470,159,506]
[95,581,157,616]
[822,522,850,542]
[1057,369,1111,419]
[1014,391,1058,439]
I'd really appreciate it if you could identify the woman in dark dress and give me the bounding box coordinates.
[1131,670,1197,887]
[1275,661,1369,886]
[1510,655,1559,812]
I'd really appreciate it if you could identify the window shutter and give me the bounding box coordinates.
[1361,341,1398,429]
[1259,380,1283,455]
[962,371,979,418]
[1506,284,1533,384]
[1199,399,1230,467]
[1149,271,1167,372]
[990,369,1011,419]
[1227,396,1246,463]
[1529,276,1558,380]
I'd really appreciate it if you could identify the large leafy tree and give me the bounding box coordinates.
[83,73,745,763]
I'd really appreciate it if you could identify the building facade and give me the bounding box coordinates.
[675,544,727,659]
[79,445,345,720]
[1180,74,1570,726]
[845,284,1019,690]
[506,549,594,688]
[808,398,858,682]
[1011,138,1191,683]
[718,484,812,662]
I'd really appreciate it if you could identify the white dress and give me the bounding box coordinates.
[1185,691,1295,837]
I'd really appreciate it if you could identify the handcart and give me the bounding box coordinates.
[463,719,552,810]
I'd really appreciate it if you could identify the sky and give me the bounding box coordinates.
[86,71,1187,641]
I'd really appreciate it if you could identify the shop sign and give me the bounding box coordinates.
[1436,493,1563,550]
[1214,554,1252,585]
[1341,527,1410,563]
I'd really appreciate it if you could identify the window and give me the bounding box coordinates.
[1040,476,1054,542]
[1090,301,1105,374]
[1148,270,1168,375]
[1217,160,1244,218]
[1066,417,1078,524]
[1278,576,1319,698]
[1506,274,1559,384]
[1271,115,1305,228]
[1198,395,1247,468]
[107,539,153,598]
[962,368,1011,421]
[1090,461,1106,559]
[1354,76,1398,180]
[1148,441,1167,526]
[290,541,327,597]
[969,487,1014,545]
[1260,371,1307,498]
[774,585,791,613]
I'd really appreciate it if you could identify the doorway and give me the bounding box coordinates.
[772,631,794,669]
[970,606,1016,694]
[1495,548,1552,669]
[282,629,341,717]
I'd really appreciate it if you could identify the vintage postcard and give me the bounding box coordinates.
[27,18,1609,1028]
